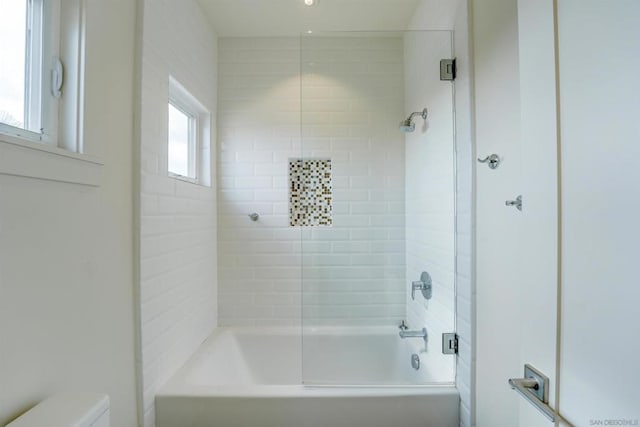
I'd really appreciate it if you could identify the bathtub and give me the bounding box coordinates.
[156,327,459,427]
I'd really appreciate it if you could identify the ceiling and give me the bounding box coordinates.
[197,0,423,37]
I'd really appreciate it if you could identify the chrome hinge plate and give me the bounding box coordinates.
[440,58,456,81]
[442,333,458,354]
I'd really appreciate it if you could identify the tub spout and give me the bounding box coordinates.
[399,327,428,342]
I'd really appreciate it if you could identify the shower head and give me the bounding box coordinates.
[399,108,428,133]
[399,118,416,132]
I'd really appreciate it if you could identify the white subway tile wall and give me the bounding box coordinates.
[139,1,218,426]
[403,31,457,383]
[218,36,407,327]
[453,4,475,424]
[217,37,302,327]
[300,37,407,327]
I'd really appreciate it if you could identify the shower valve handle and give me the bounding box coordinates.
[411,272,433,300]
[411,281,427,300]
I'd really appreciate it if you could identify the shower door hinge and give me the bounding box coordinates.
[442,333,459,355]
[440,58,456,81]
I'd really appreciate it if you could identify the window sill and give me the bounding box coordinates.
[0,134,103,186]
[168,172,201,186]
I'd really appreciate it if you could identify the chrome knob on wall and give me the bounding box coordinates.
[477,154,501,169]
[411,354,421,370]
[505,195,523,211]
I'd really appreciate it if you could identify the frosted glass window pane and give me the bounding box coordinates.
[0,0,27,128]
[168,103,191,177]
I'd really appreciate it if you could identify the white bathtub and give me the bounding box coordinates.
[156,327,459,427]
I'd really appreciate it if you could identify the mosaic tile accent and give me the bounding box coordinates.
[289,158,332,227]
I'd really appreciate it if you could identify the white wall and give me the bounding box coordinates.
[408,0,459,30]
[557,1,640,424]
[516,1,560,425]
[0,0,138,425]
[138,1,218,426]
[471,0,523,426]
[217,36,406,327]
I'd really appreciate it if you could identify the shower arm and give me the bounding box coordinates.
[407,108,428,122]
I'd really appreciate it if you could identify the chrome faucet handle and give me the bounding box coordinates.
[411,281,424,300]
[411,272,433,300]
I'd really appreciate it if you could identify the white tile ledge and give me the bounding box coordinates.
[0,135,103,186]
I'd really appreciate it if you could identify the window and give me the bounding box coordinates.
[167,77,211,186]
[0,0,84,153]
[168,103,195,179]
[0,0,98,186]
[0,0,45,138]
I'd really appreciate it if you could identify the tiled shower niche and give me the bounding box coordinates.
[289,158,332,227]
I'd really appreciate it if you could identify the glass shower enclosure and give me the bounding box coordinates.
[297,31,457,386]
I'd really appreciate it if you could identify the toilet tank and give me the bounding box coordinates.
[6,393,109,427]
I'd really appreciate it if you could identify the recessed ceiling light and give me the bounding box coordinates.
[307,30,313,34]
[304,0,317,6]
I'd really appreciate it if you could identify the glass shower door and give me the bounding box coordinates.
[298,31,456,386]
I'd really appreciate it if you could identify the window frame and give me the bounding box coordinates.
[0,0,99,186]
[0,0,87,152]
[167,76,211,186]
[0,0,83,149]
[0,0,47,142]
[167,100,198,182]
